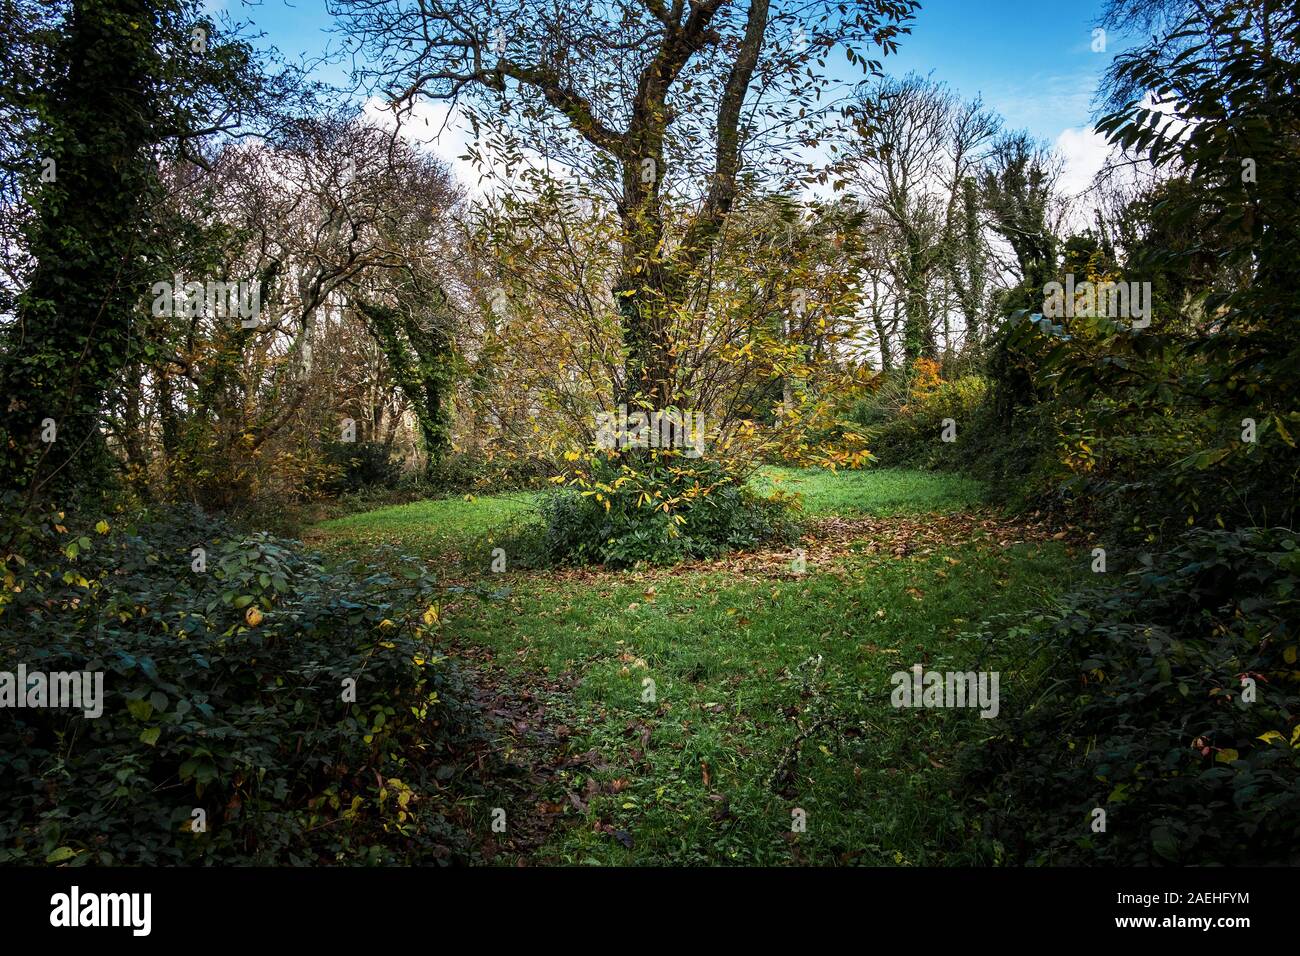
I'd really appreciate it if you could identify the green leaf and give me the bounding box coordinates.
[46,846,76,863]
[1151,827,1179,862]
[139,727,161,747]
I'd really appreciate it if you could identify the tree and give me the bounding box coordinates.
[330,0,917,410]
[844,74,999,362]
[1093,0,1300,459]
[130,116,466,503]
[980,131,1064,317]
[0,0,300,506]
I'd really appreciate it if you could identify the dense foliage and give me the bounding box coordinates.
[323,440,402,496]
[535,453,800,568]
[964,528,1300,865]
[0,505,485,864]
[850,359,988,469]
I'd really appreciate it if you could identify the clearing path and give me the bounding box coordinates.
[312,467,1079,865]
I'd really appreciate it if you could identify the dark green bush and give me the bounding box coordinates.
[0,504,486,865]
[418,452,549,493]
[848,362,989,470]
[961,527,1300,865]
[968,314,1300,544]
[536,453,800,568]
[323,440,402,496]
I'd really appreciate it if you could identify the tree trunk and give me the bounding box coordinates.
[0,0,160,503]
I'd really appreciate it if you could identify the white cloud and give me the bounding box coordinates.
[360,97,487,190]
[1054,125,1113,199]
[359,96,589,199]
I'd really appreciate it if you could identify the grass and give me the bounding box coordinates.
[752,465,987,516]
[309,466,986,557]
[307,490,537,560]
[450,538,1073,865]
[310,467,1080,865]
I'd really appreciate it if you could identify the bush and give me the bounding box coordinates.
[0,503,486,865]
[964,315,1300,543]
[417,451,550,494]
[536,452,800,568]
[322,440,401,496]
[961,527,1300,865]
[851,360,988,468]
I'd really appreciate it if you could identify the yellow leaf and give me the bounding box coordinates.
[1215,748,1239,764]
[1257,731,1285,745]
[94,520,109,535]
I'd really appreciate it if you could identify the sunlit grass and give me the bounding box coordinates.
[752,465,987,516]
[310,466,1076,865]
[308,490,537,559]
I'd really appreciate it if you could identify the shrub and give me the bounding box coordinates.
[851,361,988,468]
[322,440,401,496]
[0,503,486,865]
[967,314,1300,543]
[538,452,800,568]
[418,451,549,493]
[960,527,1300,865]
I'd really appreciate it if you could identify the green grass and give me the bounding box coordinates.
[752,465,987,516]
[311,468,987,556]
[310,466,1078,865]
[449,536,1074,865]
[308,490,537,560]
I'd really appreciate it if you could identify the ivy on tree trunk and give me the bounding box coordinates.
[0,0,162,502]
[357,300,456,473]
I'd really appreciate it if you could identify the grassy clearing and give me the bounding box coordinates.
[309,467,987,558]
[752,466,987,517]
[307,490,537,560]
[311,467,1079,865]
[448,535,1074,865]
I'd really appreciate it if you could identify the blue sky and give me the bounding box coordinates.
[217,0,1115,138]
[211,0,1121,192]
[886,0,1113,138]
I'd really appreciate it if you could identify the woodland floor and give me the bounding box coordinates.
[310,468,1085,865]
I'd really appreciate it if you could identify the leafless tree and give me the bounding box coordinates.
[844,73,999,363]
